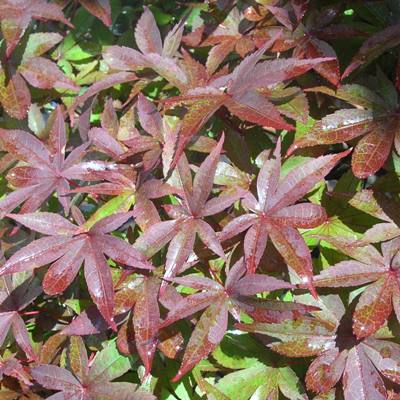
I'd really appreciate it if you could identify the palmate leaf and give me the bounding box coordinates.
[314,236,400,338]
[102,6,185,89]
[161,257,293,380]
[0,275,42,361]
[71,173,176,232]
[246,4,345,85]
[72,33,189,123]
[290,6,364,86]
[220,139,350,292]
[293,35,340,86]
[0,211,152,330]
[0,114,131,215]
[105,21,329,166]
[237,294,400,399]
[289,109,399,179]
[288,72,400,178]
[164,39,331,166]
[1,2,400,396]
[199,8,256,74]
[0,0,72,58]
[134,135,244,283]
[61,278,184,375]
[89,94,215,175]
[31,340,155,400]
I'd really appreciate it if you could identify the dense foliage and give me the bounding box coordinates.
[0,0,400,399]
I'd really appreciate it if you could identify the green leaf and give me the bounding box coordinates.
[84,192,135,230]
[212,332,270,369]
[278,367,308,400]
[89,341,135,382]
[215,365,274,400]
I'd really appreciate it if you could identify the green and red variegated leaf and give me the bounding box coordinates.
[352,276,395,339]
[0,68,31,120]
[172,298,228,381]
[351,127,395,178]
[288,109,375,153]
[305,349,347,393]
[237,317,335,357]
[315,235,384,265]
[314,261,385,288]
[304,84,383,110]
[0,0,72,58]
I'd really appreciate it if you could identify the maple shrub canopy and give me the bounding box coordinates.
[1,0,400,399]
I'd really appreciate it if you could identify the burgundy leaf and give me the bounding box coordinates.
[84,242,116,331]
[172,299,228,381]
[192,134,224,214]
[0,0,72,58]
[343,346,386,400]
[9,212,77,236]
[342,24,400,79]
[69,72,137,123]
[133,277,160,375]
[135,7,163,55]
[233,274,293,296]
[43,240,85,295]
[19,57,79,91]
[80,0,112,26]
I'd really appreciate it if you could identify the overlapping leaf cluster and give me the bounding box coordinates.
[1,1,400,399]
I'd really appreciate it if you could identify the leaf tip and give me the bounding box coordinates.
[171,369,184,382]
